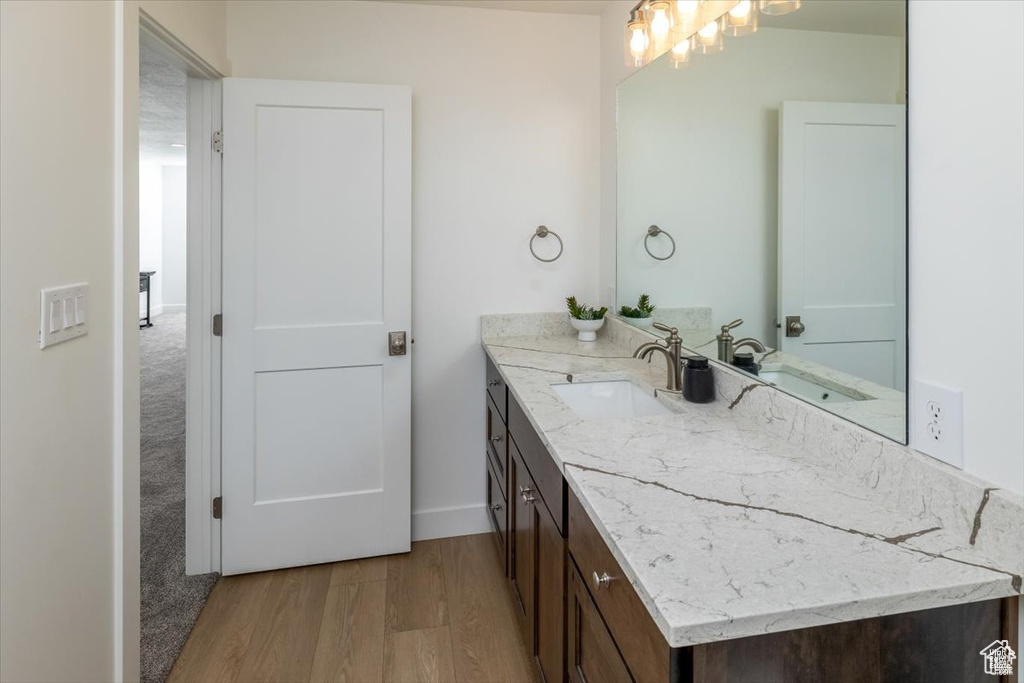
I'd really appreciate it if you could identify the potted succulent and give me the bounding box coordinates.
[566,296,608,342]
[619,294,656,328]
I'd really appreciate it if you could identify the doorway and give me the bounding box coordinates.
[137,26,221,683]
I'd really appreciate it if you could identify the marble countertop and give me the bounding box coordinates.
[481,315,1023,648]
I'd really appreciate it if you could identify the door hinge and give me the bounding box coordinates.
[212,130,223,154]
[212,313,222,337]
[212,496,222,519]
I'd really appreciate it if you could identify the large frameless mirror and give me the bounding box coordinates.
[616,0,908,441]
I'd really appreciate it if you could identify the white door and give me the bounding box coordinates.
[778,101,906,390]
[221,78,411,575]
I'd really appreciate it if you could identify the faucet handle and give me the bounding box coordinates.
[720,318,743,334]
[652,322,679,338]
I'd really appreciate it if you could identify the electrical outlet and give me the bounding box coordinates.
[913,380,963,468]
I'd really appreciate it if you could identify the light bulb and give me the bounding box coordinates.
[651,8,671,38]
[672,40,691,55]
[669,38,692,68]
[698,20,718,39]
[630,27,648,57]
[730,0,752,18]
[676,0,700,15]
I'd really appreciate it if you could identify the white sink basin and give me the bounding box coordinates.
[552,380,672,419]
[759,369,862,405]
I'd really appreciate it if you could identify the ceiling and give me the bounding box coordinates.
[140,36,187,165]
[375,0,615,15]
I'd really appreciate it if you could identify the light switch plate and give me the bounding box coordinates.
[912,379,964,469]
[40,283,89,349]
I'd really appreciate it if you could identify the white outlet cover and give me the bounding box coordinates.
[912,379,964,469]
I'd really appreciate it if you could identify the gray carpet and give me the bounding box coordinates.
[141,312,219,683]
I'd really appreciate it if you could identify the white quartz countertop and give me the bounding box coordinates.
[481,327,1023,648]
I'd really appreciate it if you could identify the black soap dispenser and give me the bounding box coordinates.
[732,351,759,376]
[682,356,715,403]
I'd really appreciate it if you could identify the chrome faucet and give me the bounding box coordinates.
[633,322,682,392]
[716,319,767,364]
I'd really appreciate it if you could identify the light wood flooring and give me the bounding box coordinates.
[167,533,540,683]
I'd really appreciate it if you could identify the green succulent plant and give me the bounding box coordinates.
[619,294,656,319]
[566,296,608,321]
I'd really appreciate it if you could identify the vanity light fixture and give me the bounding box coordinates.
[695,17,724,54]
[669,36,694,68]
[759,0,801,15]
[625,7,652,67]
[623,0,802,70]
[647,0,676,56]
[723,0,758,36]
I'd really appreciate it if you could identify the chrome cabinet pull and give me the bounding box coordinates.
[592,571,613,589]
[519,485,536,503]
[490,502,502,512]
[488,379,501,387]
[490,434,503,443]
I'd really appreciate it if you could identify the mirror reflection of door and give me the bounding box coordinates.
[777,101,906,391]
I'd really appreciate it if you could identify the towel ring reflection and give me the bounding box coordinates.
[644,225,676,261]
[530,225,563,263]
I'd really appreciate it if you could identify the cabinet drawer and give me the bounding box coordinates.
[486,356,507,422]
[568,563,633,683]
[486,394,507,482]
[509,392,566,535]
[569,489,669,683]
[486,456,507,562]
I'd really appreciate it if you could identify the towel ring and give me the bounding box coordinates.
[530,225,563,263]
[644,225,676,261]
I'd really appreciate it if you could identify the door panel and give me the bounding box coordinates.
[778,101,906,390]
[221,78,411,575]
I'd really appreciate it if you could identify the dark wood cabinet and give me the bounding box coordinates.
[568,564,633,683]
[485,354,1017,683]
[509,435,566,683]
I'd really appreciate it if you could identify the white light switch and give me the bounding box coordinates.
[75,295,87,325]
[40,283,89,349]
[48,301,62,333]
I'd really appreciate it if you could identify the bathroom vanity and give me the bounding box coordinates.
[481,314,1021,683]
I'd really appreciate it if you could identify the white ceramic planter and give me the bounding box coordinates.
[629,316,654,329]
[569,317,605,342]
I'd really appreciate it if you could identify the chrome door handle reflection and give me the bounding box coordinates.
[785,315,805,338]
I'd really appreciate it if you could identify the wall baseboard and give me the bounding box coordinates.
[162,303,186,314]
[412,503,490,542]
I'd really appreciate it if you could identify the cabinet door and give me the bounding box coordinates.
[509,440,535,641]
[536,492,566,683]
[568,565,633,683]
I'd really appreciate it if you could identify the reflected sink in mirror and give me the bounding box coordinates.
[552,380,673,420]
[758,365,868,406]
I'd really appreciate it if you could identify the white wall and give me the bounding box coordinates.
[616,28,901,344]
[139,0,230,75]
[908,0,1024,497]
[140,161,164,315]
[226,0,601,537]
[161,165,187,312]
[0,2,115,681]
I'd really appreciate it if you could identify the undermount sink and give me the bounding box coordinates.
[759,368,862,405]
[552,380,673,419]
